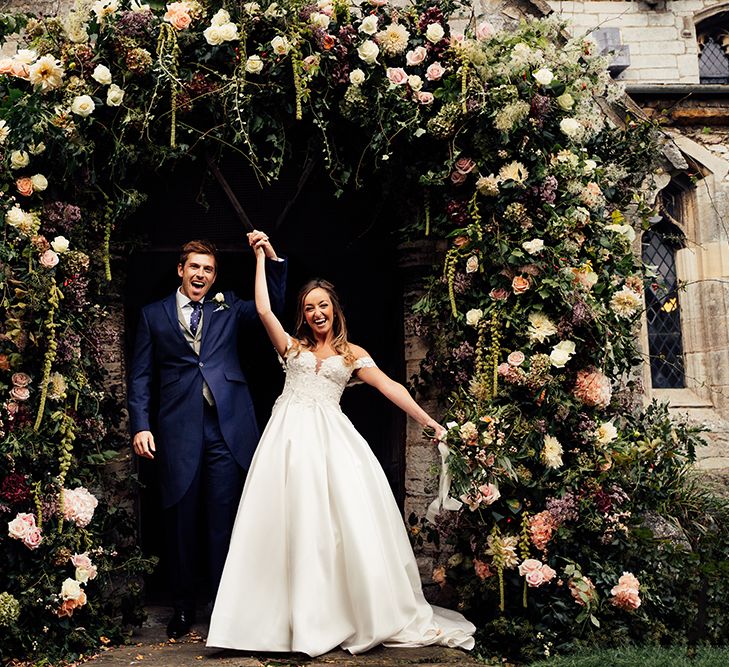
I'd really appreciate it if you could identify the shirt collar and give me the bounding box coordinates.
[176,288,204,309]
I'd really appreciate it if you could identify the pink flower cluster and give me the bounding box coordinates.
[473,558,494,580]
[529,510,557,551]
[460,482,500,511]
[62,486,98,528]
[611,571,641,610]
[518,558,556,587]
[7,511,42,549]
[573,367,612,408]
[71,552,98,583]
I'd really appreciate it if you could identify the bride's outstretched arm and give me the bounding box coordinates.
[252,239,289,356]
[351,346,446,440]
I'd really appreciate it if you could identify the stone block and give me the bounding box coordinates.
[639,68,681,80]
[636,54,679,69]
[621,26,679,42]
[676,54,699,78]
[637,40,686,55]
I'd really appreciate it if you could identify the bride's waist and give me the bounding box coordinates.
[275,390,343,409]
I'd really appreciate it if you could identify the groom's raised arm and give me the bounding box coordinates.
[234,232,287,321]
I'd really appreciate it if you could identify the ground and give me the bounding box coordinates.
[79,607,488,667]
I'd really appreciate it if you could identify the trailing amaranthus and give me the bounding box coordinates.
[34,279,63,431]
[460,59,469,115]
[33,481,43,530]
[54,409,77,534]
[519,512,531,608]
[156,22,181,147]
[103,203,113,282]
[486,524,507,613]
[444,247,460,317]
[291,48,304,121]
[489,309,501,396]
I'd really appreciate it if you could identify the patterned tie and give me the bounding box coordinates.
[189,301,202,336]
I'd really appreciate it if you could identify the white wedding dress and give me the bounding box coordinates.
[207,343,475,656]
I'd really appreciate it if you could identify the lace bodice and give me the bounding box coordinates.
[276,344,376,409]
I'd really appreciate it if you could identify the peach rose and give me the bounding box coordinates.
[432,565,446,585]
[426,61,445,81]
[406,46,427,66]
[16,177,33,197]
[386,67,408,86]
[11,372,31,387]
[417,91,434,105]
[525,569,546,587]
[164,2,192,30]
[512,275,530,294]
[40,249,59,268]
[541,564,557,582]
[9,386,30,401]
[0,57,13,74]
[474,559,493,580]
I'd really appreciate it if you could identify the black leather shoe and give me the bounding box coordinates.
[166,609,195,639]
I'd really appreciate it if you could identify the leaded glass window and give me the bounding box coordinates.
[698,13,729,84]
[643,218,686,389]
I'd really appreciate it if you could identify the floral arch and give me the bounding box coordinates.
[0,0,727,663]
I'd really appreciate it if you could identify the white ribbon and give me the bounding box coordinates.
[426,442,462,523]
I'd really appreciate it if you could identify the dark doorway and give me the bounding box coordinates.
[124,151,406,600]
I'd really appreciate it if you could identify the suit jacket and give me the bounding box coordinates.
[127,258,287,507]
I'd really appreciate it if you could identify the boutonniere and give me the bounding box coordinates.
[212,292,229,312]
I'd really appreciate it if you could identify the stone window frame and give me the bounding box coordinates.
[640,176,703,408]
[696,6,729,84]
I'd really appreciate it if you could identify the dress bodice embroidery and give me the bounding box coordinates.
[276,342,376,409]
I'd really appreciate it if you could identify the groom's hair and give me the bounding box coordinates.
[179,239,218,269]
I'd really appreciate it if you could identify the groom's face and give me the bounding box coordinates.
[178,252,217,301]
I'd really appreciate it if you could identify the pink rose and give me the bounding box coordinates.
[406,46,427,66]
[512,275,531,294]
[71,552,93,569]
[386,67,408,85]
[8,512,35,540]
[302,55,320,72]
[23,526,42,549]
[451,32,464,44]
[9,386,30,401]
[454,157,476,175]
[490,287,509,300]
[497,362,511,376]
[541,564,557,582]
[525,569,546,587]
[518,558,543,575]
[417,91,434,105]
[5,401,19,416]
[40,249,59,268]
[11,373,31,387]
[450,170,467,185]
[16,177,33,197]
[475,21,495,41]
[477,483,500,506]
[508,351,525,366]
[426,62,445,81]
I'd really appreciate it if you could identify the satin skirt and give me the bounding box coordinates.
[207,396,475,656]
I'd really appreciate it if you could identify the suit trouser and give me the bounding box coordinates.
[165,402,245,611]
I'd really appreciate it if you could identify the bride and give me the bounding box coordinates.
[206,234,475,656]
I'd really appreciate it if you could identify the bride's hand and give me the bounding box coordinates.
[253,238,268,259]
[433,424,447,442]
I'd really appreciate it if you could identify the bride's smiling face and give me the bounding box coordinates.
[303,287,334,338]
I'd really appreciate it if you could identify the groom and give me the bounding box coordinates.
[127,233,286,638]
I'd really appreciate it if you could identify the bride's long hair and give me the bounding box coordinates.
[293,279,355,364]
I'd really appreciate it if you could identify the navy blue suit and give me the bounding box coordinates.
[127,258,287,608]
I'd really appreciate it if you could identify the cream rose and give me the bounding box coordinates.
[522,239,544,255]
[466,308,483,326]
[556,92,574,110]
[60,578,83,601]
[92,64,112,85]
[10,150,30,170]
[245,56,264,75]
[204,24,225,45]
[310,12,330,29]
[357,40,379,65]
[465,255,478,273]
[31,174,48,191]
[407,74,423,91]
[271,35,291,56]
[550,340,576,368]
[533,68,554,86]
[349,68,365,85]
[0,119,9,144]
[51,236,70,253]
[425,22,445,43]
[211,8,230,25]
[106,84,125,107]
[71,95,95,117]
[359,15,379,35]
[560,117,582,139]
